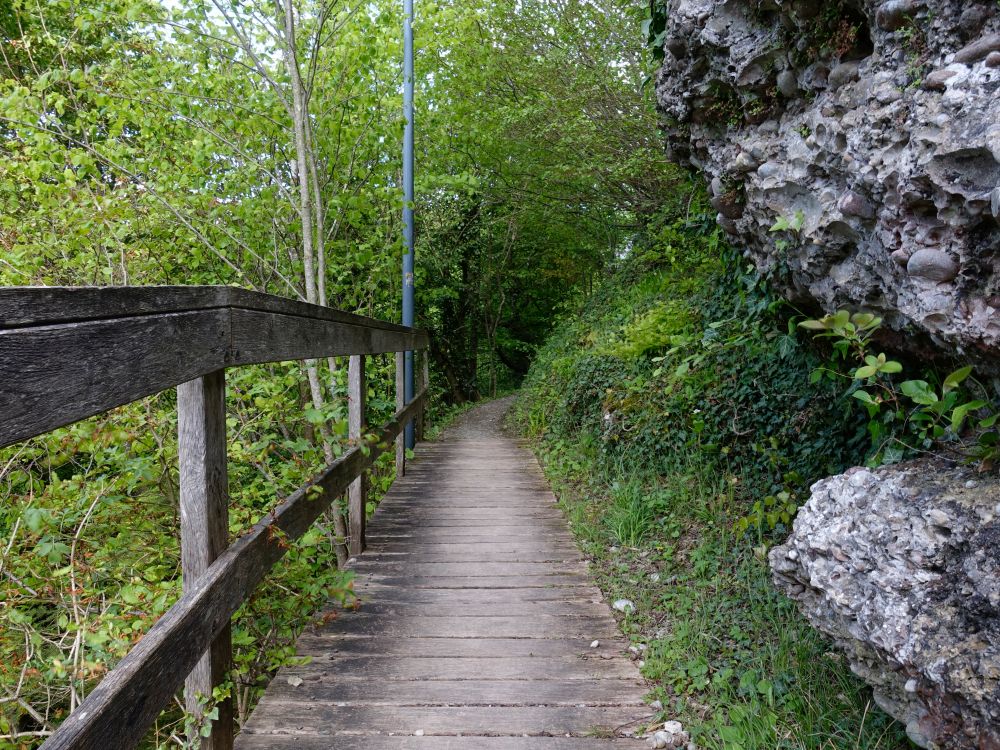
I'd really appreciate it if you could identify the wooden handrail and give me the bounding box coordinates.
[0,286,428,449]
[0,286,430,750]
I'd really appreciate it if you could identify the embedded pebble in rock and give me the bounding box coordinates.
[777,69,799,98]
[734,151,759,173]
[890,249,910,267]
[828,61,861,90]
[906,248,959,282]
[960,5,993,38]
[654,0,1000,374]
[953,33,1000,64]
[876,0,924,32]
[612,599,635,613]
[922,68,957,91]
[769,459,1000,749]
[838,190,875,219]
[590,640,600,648]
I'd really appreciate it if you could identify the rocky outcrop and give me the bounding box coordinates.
[770,462,1000,749]
[654,0,1000,373]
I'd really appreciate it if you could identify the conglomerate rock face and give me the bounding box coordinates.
[654,0,1000,372]
[770,461,1000,749]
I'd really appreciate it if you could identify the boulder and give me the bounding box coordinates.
[654,0,1000,374]
[770,460,1000,749]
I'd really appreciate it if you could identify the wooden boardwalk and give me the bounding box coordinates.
[237,399,651,749]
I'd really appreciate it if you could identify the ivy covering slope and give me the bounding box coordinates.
[511,201,910,749]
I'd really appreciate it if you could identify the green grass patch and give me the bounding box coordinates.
[527,435,907,750]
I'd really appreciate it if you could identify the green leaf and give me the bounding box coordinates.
[880,360,903,374]
[900,380,938,405]
[943,365,973,394]
[852,390,875,405]
[854,365,877,379]
[798,319,827,331]
[951,400,987,433]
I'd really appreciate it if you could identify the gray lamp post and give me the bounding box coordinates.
[402,0,415,449]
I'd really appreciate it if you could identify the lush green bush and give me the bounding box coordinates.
[517,212,868,516]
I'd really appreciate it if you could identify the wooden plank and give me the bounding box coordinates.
[292,636,612,658]
[262,678,647,705]
[178,371,233,750]
[348,354,367,557]
[355,574,595,588]
[39,391,426,750]
[346,585,605,605]
[308,615,620,639]
[323,600,610,618]
[238,705,652,736]
[279,655,639,681]
[347,562,589,577]
[237,736,650,749]
[356,550,582,563]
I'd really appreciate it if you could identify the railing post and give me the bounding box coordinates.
[348,354,367,556]
[395,350,405,478]
[415,350,428,442]
[177,370,233,750]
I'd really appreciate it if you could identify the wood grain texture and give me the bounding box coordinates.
[178,371,234,750]
[0,286,416,332]
[0,288,428,448]
[236,399,651,748]
[348,354,367,557]
[39,390,426,750]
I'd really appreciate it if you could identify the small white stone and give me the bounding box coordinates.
[650,730,670,748]
[904,678,918,693]
[664,720,684,734]
[965,480,978,489]
[649,699,663,710]
[613,599,636,613]
[414,729,425,736]
[649,572,661,583]
[590,640,600,648]
[286,676,303,687]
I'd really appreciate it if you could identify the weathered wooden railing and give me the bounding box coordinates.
[0,286,430,750]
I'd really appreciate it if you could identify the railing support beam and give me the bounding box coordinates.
[416,350,428,442]
[348,354,367,557]
[178,370,233,750]
[395,351,406,478]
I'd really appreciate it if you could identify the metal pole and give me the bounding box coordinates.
[402,0,415,449]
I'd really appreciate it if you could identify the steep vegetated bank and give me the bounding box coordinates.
[511,199,911,749]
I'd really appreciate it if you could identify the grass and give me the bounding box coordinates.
[521,428,909,750]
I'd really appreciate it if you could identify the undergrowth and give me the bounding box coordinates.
[509,208,909,749]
